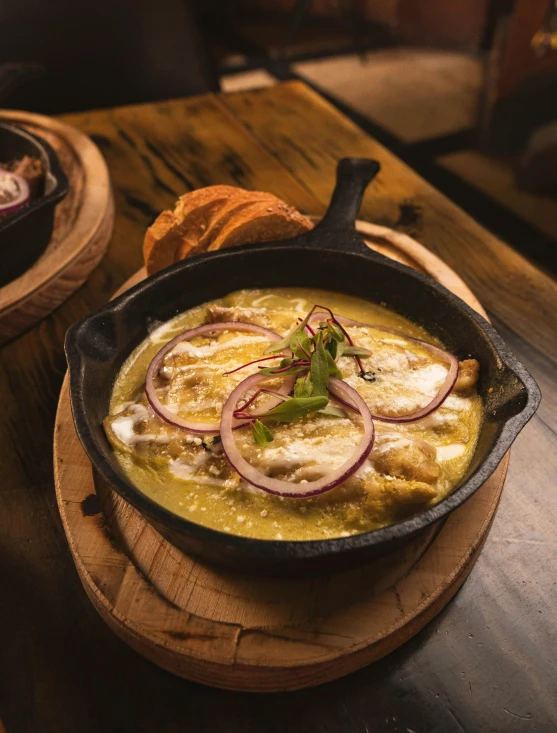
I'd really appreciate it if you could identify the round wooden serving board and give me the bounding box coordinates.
[0,110,114,345]
[54,220,508,692]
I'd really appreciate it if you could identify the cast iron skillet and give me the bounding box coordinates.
[0,123,68,286]
[65,158,541,575]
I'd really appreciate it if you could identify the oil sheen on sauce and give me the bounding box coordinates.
[105,288,483,541]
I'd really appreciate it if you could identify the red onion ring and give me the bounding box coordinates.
[145,321,289,434]
[0,171,30,215]
[308,312,368,329]
[220,374,374,498]
[308,312,459,423]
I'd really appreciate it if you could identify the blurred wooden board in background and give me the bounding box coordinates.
[0,110,113,344]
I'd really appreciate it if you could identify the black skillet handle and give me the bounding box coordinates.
[312,158,380,239]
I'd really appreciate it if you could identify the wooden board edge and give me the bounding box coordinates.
[0,111,113,313]
[52,219,509,692]
[56,447,507,691]
[0,192,114,344]
[353,220,488,320]
[74,461,508,692]
[54,367,508,692]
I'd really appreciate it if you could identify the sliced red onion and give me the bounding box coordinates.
[358,341,457,423]
[0,171,30,215]
[308,312,364,329]
[146,321,287,434]
[220,374,374,498]
[309,311,459,423]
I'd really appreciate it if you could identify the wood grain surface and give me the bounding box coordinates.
[53,223,506,692]
[0,81,555,731]
[0,110,114,344]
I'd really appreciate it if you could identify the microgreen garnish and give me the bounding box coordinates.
[290,330,312,361]
[325,349,343,378]
[328,322,345,343]
[312,304,370,375]
[310,331,329,397]
[263,307,315,355]
[259,396,328,422]
[234,303,372,445]
[223,354,288,375]
[343,345,372,357]
[258,360,309,377]
[233,388,288,419]
[294,372,313,398]
[318,403,348,418]
[251,419,274,448]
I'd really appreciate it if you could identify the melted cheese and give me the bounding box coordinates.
[111,402,170,447]
[443,394,471,412]
[436,444,466,461]
[416,410,456,429]
[106,286,483,541]
[169,455,228,486]
[172,334,269,359]
[164,398,223,413]
[258,435,357,475]
[251,294,308,312]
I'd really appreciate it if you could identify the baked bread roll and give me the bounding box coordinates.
[207,199,312,252]
[143,186,239,276]
[143,185,312,275]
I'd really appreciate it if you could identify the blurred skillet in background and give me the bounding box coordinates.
[0,64,68,287]
[65,158,541,576]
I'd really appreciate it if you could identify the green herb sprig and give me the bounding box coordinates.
[235,305,371,445]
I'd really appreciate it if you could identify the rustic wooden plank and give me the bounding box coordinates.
[219,81,557,366]
[438,149,557,243]
[0,111,113,344]
[0,89,327,733]
[1,82,555,732]
[219,84,557,730]
[293,50,483,143]
[60,94,321,241]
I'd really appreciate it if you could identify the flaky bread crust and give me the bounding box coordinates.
[143,185,313,275]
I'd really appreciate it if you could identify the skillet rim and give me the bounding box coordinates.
[64,236,541,562]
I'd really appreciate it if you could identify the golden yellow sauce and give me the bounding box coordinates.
[106,288,483,541]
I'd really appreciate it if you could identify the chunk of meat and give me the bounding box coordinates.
[167,369,206,389]
[386,479,437,507]
[305,475,365,505]
[206,305,264,323]
[348,474,437,528]
[205,303,301,334]
[362,478,437,518]
[454,359,480,391]
[6,155,44,197]
[373,437,440,484]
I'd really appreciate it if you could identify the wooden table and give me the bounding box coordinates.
[1,81,555,733]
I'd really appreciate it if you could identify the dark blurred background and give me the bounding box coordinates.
[3,0,557,270]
